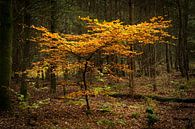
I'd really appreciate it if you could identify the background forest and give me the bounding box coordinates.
[0,0,195,129]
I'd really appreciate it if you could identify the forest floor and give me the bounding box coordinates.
[0,72,195,129]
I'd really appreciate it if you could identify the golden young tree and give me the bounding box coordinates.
[31,16,173,111]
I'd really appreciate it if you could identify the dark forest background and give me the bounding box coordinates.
[0,0,195,128]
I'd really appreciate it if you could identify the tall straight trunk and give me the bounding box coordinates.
[104,0,107,19]
[89,0,95,13]
[182,0,189,80]
[152,0,157,91]
[152,44,157,91]
[20,0,31,99]
[176,0,189,80]
[164,5,173,71]
[109,0,113,20]
[128,0,134,94]
[166,44,171,73]
[51,0,57,33]
[0,0,13,110]
[48,0,57,94]
[177,0,184,76]
[170,46,174,69]
[12,0,24,83]
[114,0,118,19]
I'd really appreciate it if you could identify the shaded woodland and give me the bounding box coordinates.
[0,0,195,129]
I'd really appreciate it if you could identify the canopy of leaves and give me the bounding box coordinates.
[29,16,173,76]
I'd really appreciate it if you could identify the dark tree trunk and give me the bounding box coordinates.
[152,0,157,91]
[20,0,31,100]
[177,0,184,76]
[182,0,189,80]
[176,0,190,80]
[83,61,90,111]
[128,0,135,94]
[166,44,171,73]
[50,0,57,94]
[0,0,13,110]
[12,0,23,83]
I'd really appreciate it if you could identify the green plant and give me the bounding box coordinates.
[147,113,159,127]
[99,103,112,113]
[178,83,189,90]
[175,82,190,97]
[18,94,29,109]
[50,126,61,129]
[145,98,158,110]
[189,78,195,85]
[85,109,92,115]
[96,119,115,128]
[97,118,126,129]
[116,118,126,125]
[172,80,190,91]
[146,106,159,128]
[131,112,140,119]
[66,99,85,107]
[18,94,50,109]
[146,106,154,114]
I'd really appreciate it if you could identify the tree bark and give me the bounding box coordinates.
[83,61,90,111]
[50,0,57,94]
[166,44,171,73]
[128,0,135,94]
[182,0,189,80]
[0,0,13,110]
[176,0,190,80]
[20,0,31,100]
[152,0,157,91]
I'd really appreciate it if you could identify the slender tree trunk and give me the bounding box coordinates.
[166,44,171,73]
[12,0,23,83]
[183,0,189,80]
[104,0,107,20]
[0,0,13,110]
[128,0,134,94]
[50,0,57,94]
[170,46,174,69]
[50,65,57,94]
[177,0,184,76]
[152,0,157,91]
[152,44,157,91]
[163,1,173,72]
[176,0,189,80]
[83,61,90,111]
[20,0,31,100]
